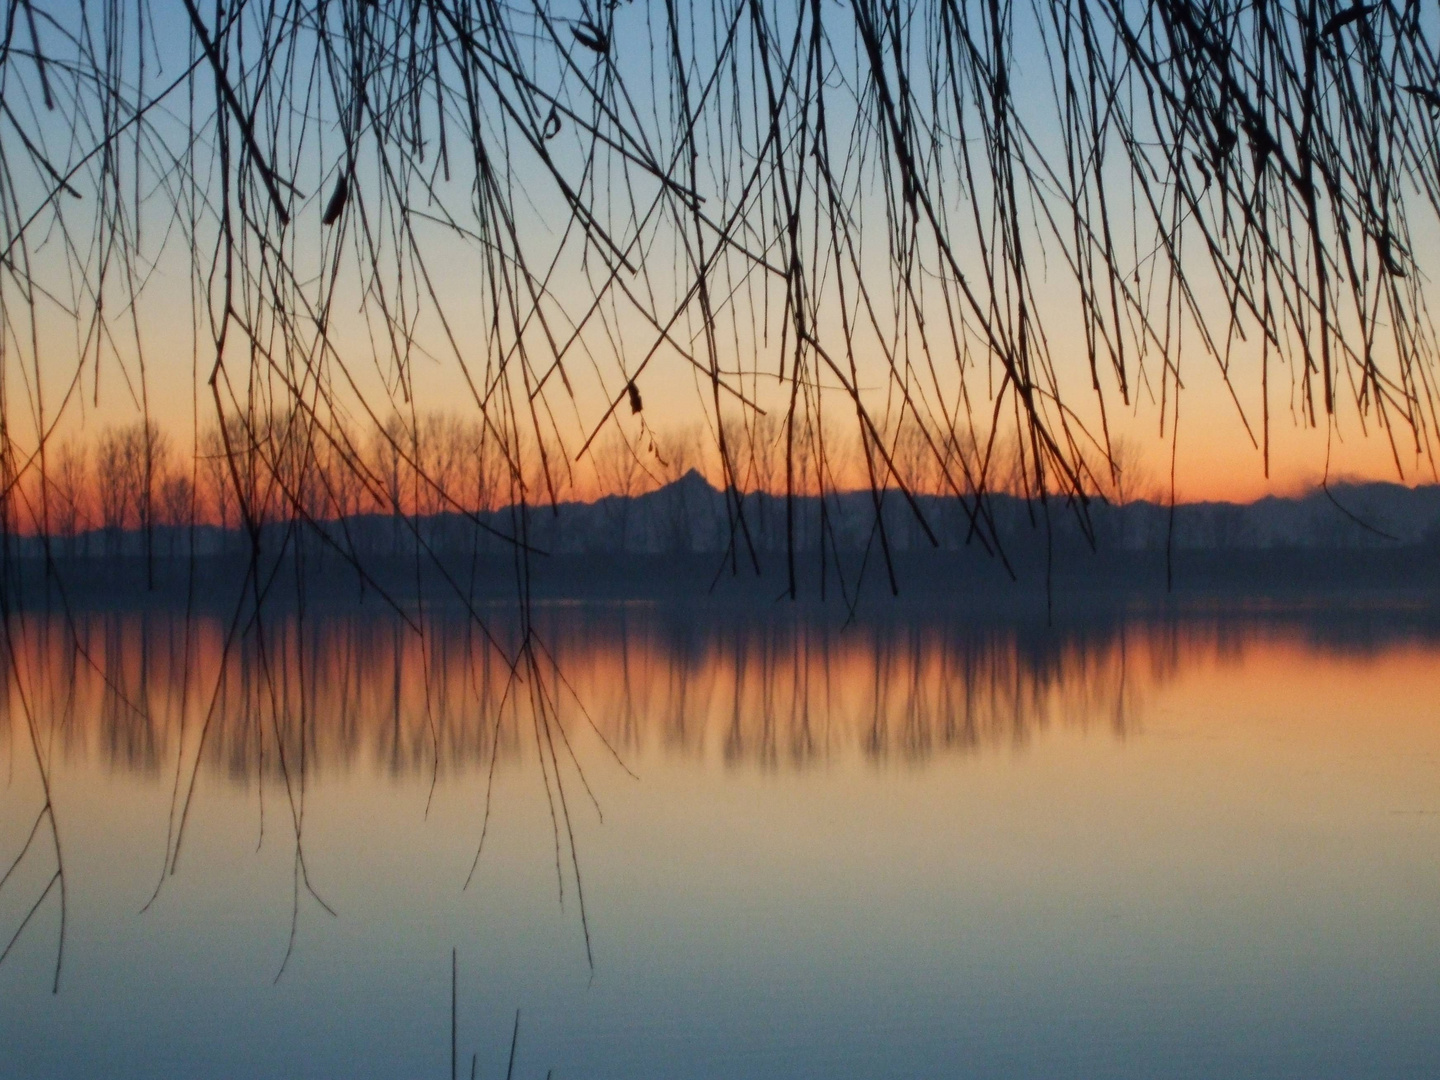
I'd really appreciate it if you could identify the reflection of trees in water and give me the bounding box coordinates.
[5,605,1434,782]
[1,605,1429,992]
[5,606,1367,781]
[583,612,1154,768]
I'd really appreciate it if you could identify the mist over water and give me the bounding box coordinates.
[2,604,1438,1078]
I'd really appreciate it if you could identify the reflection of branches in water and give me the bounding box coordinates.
[5,601,1430,982]
[0,606,1338,785]
[0,615,71,992]
[0,598,593,977]
[610,612,1158,766]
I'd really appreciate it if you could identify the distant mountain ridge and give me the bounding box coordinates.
[14,471,1440,560]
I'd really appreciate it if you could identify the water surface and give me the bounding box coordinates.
[2,605,1437,1078]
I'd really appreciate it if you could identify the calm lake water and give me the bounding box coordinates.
[2,603,1438,1078]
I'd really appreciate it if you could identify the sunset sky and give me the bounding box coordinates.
[8,0,1439,509]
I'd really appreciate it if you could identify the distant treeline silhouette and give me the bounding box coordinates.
[11,417,1440,569]
[12,411,1080,540]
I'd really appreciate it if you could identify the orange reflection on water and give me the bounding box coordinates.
[7,605,1430,785]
